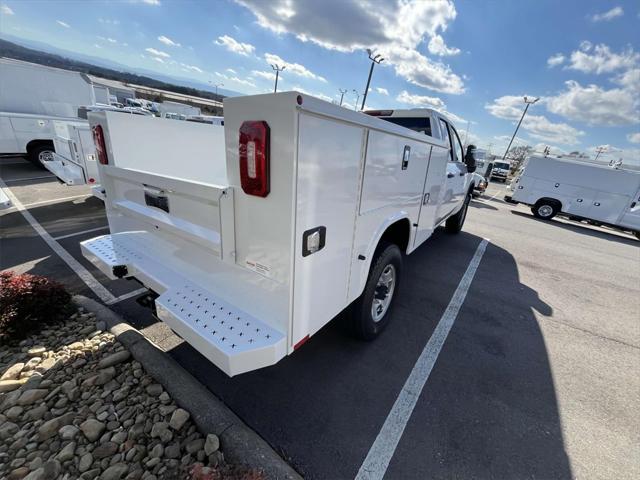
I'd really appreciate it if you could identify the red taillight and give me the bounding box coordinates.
[88,177,95,183]
[239,121,270,197]
[92,125,108,165]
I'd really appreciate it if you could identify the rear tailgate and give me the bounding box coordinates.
[82,111,287,376]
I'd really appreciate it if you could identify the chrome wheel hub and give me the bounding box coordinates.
[538,205,553,217]
[39,150,54,162]
[371,264,396,322]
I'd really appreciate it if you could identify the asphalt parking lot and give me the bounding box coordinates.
[1,156,639,480]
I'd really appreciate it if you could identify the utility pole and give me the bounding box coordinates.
[214,82,223,96]
[360,49,384,111]
[338,88,347,106]
[594,146,607,161]
[502,96,539,161]
[271,64,285,93]
[352,90,361,111]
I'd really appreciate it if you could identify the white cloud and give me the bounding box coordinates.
[427,34,460,56]
[153,57,165,64]
[230,76,256,87]
[138,0,161,5]
[486,95,584,145]
[614,67,640,90]
[590,6,624,22]
[235,0,465,94]
[182,64,203,73]
[546,80,640,126]
[627,133,640,144]
[215,35,255,56]
[547,53,565,68]
[376,87,389,95]
[158,35,180,47]
[252,70,276,81]
[291,86,333,102]
[226,68,237,74]
[567,43,639,74]
[107,38,117,43]
[98,18,120,25]
[145,47,170,58]
[396,90,445,109]
[1,4,14,15]
[264,53,326,82]
[56,20,70,28]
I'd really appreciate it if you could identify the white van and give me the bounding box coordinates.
[81,92,478,376]
[506,155,640,238]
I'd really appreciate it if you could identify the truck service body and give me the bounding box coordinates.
[81,92,476,376]
[506,155,640,237]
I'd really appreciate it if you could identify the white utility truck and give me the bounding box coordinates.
[47,118,104,197]
[81,92,477,376]
[506,155,640,238]
[0,58,96,165]
[490,159,511,182]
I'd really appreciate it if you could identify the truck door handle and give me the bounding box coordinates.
[447,173,455,178]
[459,172,465,176]
[631,202,637,208]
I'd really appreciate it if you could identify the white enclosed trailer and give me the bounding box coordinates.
[506,155,640,238]
[81,92,477,376]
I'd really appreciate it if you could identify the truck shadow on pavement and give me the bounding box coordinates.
[510,210,639,246]
[165,230,572,480]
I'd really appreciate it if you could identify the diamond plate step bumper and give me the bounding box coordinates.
[81,234,287,376]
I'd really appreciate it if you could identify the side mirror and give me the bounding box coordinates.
[465,145,477,173]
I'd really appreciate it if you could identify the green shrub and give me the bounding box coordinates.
[0,271,72,340]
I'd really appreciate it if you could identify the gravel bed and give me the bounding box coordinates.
[0,307,233,480]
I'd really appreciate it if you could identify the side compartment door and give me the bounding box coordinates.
[590,190,634,225]
[0,117,19,153]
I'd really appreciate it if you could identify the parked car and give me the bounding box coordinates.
[506,155,640,238]
[82,92,477,376]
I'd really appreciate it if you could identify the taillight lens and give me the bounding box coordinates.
[239,121,270,197]
[92,125,108,165]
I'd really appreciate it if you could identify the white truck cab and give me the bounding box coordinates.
[490,159,511,182]
[81,92,477,376]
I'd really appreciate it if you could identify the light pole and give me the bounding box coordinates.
[214,82,223,96]
[352,89,361,111]
[338,88,347,106]
[594,145,607,161]
[271,64,285,93]
[502,96,539,161]
[360,49,384,111]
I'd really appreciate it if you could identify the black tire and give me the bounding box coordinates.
[28,144,55,169]
[350,242,402,340]
[531,199,560,220]
[445,191,471,234]
[634,232,640,241]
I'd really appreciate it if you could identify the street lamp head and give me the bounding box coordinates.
[524,96,540,104]
[367,48,373,56]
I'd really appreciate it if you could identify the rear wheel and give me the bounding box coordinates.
[445,191,471,234]
[28,144,54,169]
[532,200,560,220]
[634,231,640,241]
[350,242,402,340]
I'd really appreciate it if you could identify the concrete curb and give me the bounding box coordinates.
[73,295,302,480]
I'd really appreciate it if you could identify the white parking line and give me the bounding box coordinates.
[105,287,148,305]
[1,194,93,213]
[53,225,109,241]
[0,179,117,304]
[355,239,489,480]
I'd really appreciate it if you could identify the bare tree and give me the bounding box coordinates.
[506,145,533,172]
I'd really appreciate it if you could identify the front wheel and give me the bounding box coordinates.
[350,242,402,340]
[445,192,471,234]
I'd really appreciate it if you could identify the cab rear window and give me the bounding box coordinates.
[381,117,432,136]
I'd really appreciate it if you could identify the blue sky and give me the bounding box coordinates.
[1,0,639,164]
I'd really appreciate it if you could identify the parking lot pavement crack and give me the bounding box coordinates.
[539,315,640,350]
